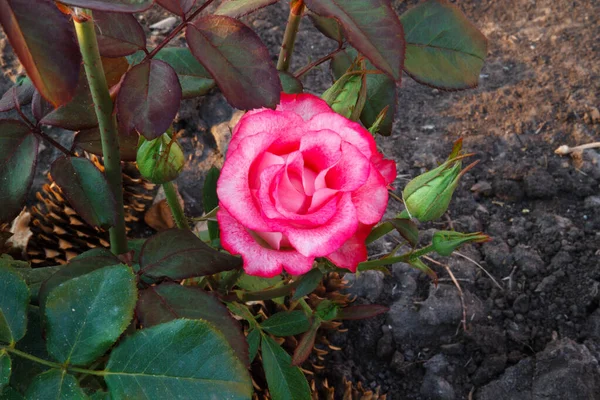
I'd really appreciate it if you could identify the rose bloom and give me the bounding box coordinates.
[217,93,396,277]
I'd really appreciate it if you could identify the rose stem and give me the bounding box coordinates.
[73,9,127,255]
[163,181,190,230]
[357,245,435,270]
[277,0,305,72]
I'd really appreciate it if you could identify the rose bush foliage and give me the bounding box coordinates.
[217,93,396,277]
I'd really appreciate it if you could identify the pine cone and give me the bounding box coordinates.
[26,154,156,266]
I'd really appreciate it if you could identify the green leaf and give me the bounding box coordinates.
[215,0,279,18]
[389,218,419,247]
[279,71,303,94]
[409,257,438,283]
[304,0,405,81]
[50,157,117,229]
[25,370,87,400]
[307,11,344,44]
[0,350,11,390]
[139,229,242,280]
[0,266,29,344]
[315,300,338,321]
[136,283,249,367]
[203,167,220,241]
[44,264,137,365]
[105,319,252,399]
[88,391,110,400]
[261,335,311,400]
[116,59,182,140]
[1,386,23,400]
[291,268,324,301]
[261,311,311,337]
[237,273,282,292]
[0,0,80,106]
[0,121,39,224]
[0,78,34,112]
[246,328,260,364]
[186,15,282,110]
[9,307,49,393]
[400,0,488,89]
[331,48,396,136]
[14,265,61,304]
[57,0,153,12]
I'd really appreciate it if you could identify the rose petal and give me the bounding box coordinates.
[228,109,303,154]
[352,165,389,225]
[326,223,372,272]
[276,92,332,121]
[218,131,280,231]
[306,112,377,159]
[299,129,342,175]
[325,142,370,192]
[218,208,314,277]
[284,192,358,257]
[371,152,397,185]
[249,151,284,189]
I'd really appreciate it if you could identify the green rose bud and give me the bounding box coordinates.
[403,139,478,222]
[136,132,185,184]
[432,231,491,256]
[321,59,367,121]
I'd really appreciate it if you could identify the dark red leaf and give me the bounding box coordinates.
[116,59,182,139]
[57,0,153,12]
[136,283,249,367]
[336,304,389,320]
[307,11,344,44]
[0,120,39,223]
[156,0,197,16]
[50,156,117,229]
[94,11,146,57]
[292,321,319,366]
[31,90,54,122]
[73,127,139,161]
[0,79,34,112]
[139,228,242,280]
[303,0,405,81]
[40,69,98,130]
[186,15,281,110]
[214,0,279,18]
[0,0,81,106]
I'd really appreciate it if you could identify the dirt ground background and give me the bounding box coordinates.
[1,0,599,399]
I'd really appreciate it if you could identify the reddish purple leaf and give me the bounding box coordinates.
[73,127,139,161]
[0,0,80,106]
[186,15,281,110]
[50,156,117,229]
[136,283,249,367]
[304,0,405,81]
[214,0,279,18]
[156,0,197,16]
[336,304,389,320]
[31,90,54,122]
[292,321,319,366]
[116,59,182,140]
[94,11,146,57]
[57,0,153,12]
[0,120,39,223]
[40,69,98,131]
[0,79,34,112]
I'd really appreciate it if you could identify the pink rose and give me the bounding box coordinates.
[217,93,396,277]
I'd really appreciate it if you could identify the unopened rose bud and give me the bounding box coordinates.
[432,231,491,256]
[321,59,367,121]
[136,131,185,184]
[403,139,478,222]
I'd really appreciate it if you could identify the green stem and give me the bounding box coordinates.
[297,298,313,318]
[357,245,435,270]
[2,347,105,376]
[163,181,190,230]
[277,0,305,72]
[73,10,127,255]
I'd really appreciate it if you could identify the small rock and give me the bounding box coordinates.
[523,169,557,199]
[421,374,455,400]
[583,309,600,340]
[344,270,385,302]
[149,16,178,32]
[376,328,394,359]
[471,354,507,386]
[424,354,449,375]
[513,294,530,313]
[584,195,600,209]
[390,351,405,373]
[471,181,493,196]
[513,245,544,277]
